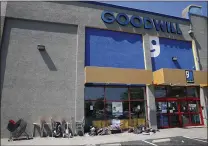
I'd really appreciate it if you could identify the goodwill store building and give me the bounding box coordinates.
[1,1,207,137]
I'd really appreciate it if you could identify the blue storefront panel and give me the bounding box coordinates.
[151,37,195,71]
[85,28,145,69]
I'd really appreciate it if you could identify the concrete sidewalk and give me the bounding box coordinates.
[1,127,207,145]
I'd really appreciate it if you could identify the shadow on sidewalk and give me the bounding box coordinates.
[9,137,33,141]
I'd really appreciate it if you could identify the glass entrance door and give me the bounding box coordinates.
[179,99,203,126]
[156,97,204,128]
[155,86,204,128]
[168,100,180,127]
[156,99,181,128]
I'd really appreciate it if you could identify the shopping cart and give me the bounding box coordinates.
[7,119,31,141]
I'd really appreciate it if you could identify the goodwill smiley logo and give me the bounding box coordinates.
[149,36,160,58]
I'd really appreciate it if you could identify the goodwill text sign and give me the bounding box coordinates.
[101,11,182,35]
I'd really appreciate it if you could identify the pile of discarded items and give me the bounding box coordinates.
[88,124,122,136]
[128,125,158,135]
[87,124,158,136]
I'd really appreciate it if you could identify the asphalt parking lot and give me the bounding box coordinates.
[97,136,208,146]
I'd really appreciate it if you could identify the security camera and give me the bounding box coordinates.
[188,29,194,37]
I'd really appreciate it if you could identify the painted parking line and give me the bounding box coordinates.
[183,136,208,143]
[142,140,158,146]
[100,143,121,146]
[152,138,171,143]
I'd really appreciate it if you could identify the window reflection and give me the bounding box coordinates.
[166,86,186,97]
[85,100,105,131]
[169,115,180,127]
[84,87,104,100]
[130,87,144,100]
[157,115,169,127]
[130,101,145,118]
[85,100,105,120]
[105,87,128,100]
[168,101,178,113]
[155,86,166,98]
[156,102,167,113]
[180,102,188,112]
[187,87,199,97]
[182,114,190,125]
[85,86,146,129]
[190,114,201,124]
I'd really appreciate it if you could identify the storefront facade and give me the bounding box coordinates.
[1,1,207,137]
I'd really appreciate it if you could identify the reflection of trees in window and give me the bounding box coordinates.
[130,88,144,100]
[93,97,104,119]
[120,88,144,100]
[85,86,146,126]
[106,88,128,100]
[130,101,145,118]
[84,87,104,100]
[94,97,104,110]
[85,97,105,119]
[121,90,128,100]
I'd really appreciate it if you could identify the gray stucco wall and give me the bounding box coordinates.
[5,1,192,41]
[0,2,7,43]
[143,35,157,129]
[1,1,195,137]
[190,15,208,126]
[190,14,208,71]
[1,18,78,137]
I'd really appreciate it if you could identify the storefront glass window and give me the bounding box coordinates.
[169,115,180,127]
[85,100,105,131]
[129,87,145,100]
[180,101,188,112]
[155,86,166,98]
[105,101,129,120]
[85,86,146,130]
[166,86,186,97]
[190,114,201,124]
[182,114,190,125]
[188,101,200,113]
[85,100,105,120]
[84,87,104,100]
[156,102,168,113]
[155,86,202,128]
[130,101,146,118]
[186,87,199,97]
[105,87,128,101]
[168,101,178,113]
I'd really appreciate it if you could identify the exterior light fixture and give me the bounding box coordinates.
[37,45,45,51]
[172,57,178,61]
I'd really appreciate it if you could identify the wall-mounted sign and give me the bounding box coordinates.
[101,11,182,35]
[185,70,194,83]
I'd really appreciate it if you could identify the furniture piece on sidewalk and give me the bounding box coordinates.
[75,117,85,136]
[7,119,31,141]
[110,119,122,134]
[32,117,42,137]
[34,116,52,137]
[51,116,63,137]
[62,117,73,138]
